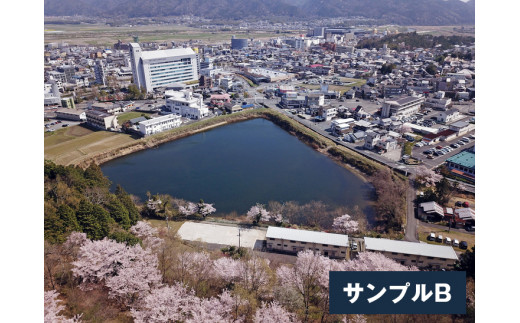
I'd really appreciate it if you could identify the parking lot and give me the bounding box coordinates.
[412,133,475,169]
[45,119,82,132]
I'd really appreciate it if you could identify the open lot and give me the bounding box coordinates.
[44,125,136,165]
[177,222,267,250]
[417,222,474,252]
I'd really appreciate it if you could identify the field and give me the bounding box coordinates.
[297,78,366,95]
[44,23,295,46]
[44,125,136,165]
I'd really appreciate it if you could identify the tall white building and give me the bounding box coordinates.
[129,43,199,92]
[138,114,182,136]
[165,90,209,120]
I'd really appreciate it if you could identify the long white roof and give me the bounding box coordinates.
[364,237,458,260]
[140,47,196,61]
[266,227,348,247]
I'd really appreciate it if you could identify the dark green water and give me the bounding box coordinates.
[101,118,373,217]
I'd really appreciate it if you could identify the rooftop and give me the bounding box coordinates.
[364,237,458,260]
[266,227,348,247]
[446,151,475,169]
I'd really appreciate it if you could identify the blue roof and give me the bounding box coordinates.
[242,104,254,108]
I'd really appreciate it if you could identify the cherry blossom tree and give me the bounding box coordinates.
[332,214,359,235]
[254,301,300,323]
[175,251,213,287]
[63,232,88,259]
[415,165,443,187]
[247,204,270,223]
[72,238,162,306]
[179,202,198,216]
[131,285,242,323]
[238,256,271,296]
[212,257,242,282]
[342,314,367,323]
[343,252,418,271]
[44,290,82,323]
[130,221,164,250]
[272,213,284,224]
[276,250,331,322]
[198,202,216,218]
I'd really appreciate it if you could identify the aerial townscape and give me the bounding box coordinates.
[41,1,476,322]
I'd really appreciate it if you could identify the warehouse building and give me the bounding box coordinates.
[364,237,458,269]
[265,227,349,259]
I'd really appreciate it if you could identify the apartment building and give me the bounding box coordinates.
[381,96,424,118]
[138,114,182,136]
[86,110,118,130]
[364,237,458,269]
[130,43,199,92]
[265,227,349,259]
[165,90,209,120]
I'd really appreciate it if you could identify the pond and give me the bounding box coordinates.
[101,118,374,221]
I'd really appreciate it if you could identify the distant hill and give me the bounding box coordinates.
[44,0,475,25]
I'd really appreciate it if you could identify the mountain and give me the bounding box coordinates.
[44,0,475,25]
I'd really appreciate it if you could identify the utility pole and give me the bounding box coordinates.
[238,228,241,249]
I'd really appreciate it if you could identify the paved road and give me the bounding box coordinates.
[405,176,419,242]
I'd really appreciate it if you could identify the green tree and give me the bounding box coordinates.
[92,204,111,239]
[76,200,101,240]
[115,185,140,225]
[105,195,131,229]
[435,178,456,205]
[455,247,475,279]
[57,204,81,233]
[109,230,141,246]
[425,64,437,75]
[44,205,64,243]
[84,163,111,188]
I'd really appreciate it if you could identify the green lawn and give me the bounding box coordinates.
[117,111,150,124]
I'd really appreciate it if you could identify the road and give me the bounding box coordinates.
[405,175,419,242]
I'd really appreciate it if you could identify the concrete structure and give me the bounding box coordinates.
[86,110,118,130]
[55,108,86,121]
[242,68,293,84]
[305,93,325,107]
[364,237,458,269]
[130,43,198,92]
[57,65,75,83]
[61,97,75,109]
[91,102,122,114]
[437,108,460,123]
[138,114,182,136]
[165,90,209,119]
[231,37,248,50]
[266,227,349,259]
[44,81,61,106]
[381,96,424,118]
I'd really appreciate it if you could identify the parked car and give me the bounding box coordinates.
[451,143,459,148]
[352,242,358,250]
[436,235,443,242]
[461,137,470,142]
[463,201,470,208]
[436,145,443,150]
[444,237,452,245]
[465,226,475,232]
[428,233,436,241]
[62,124,68,127]
[460,241,468,250]
[453,239,460,247]
[427,154,434,159]
[455,201,464,207]
[469,134,475,139]
[458,140,466,145]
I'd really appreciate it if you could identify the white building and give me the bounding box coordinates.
[55,108,86,121]
[165,90,209,120]
[138,114,182,136]
[129,43,199,92]
[381,96,424,118]
[44,81,61,106]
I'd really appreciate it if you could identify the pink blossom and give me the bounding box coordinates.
[198,203,216,217]
[72,238,162,305]
[130,221,164,250]
[342,314,367,323]
[247,204,270,223]
[212,257,242,282]
[63,232,88,250]
[179,202,198,216]
[332,214,359,234]
[254,301,300,323]
[44,290,82,323]
[176,251,213,283]
[415,166,443,187]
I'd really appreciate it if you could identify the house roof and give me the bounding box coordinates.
[364,237,458,260]
[266,227,348,247]
[420,201,444,215]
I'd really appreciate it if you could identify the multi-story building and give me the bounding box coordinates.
[363,237,458,269]
[44,81,61,106]
[318,106,337,121]
[61,97,75,109]
[57,65,76,83]
[55,108,86,121]
[86,110,118,130]
[129,43,199,92]
[165,90,209,120]
[231,36,248,50]
[381,96,424,118]
[266,227,349,259]
[138,114,182,136]
[305,93,325,107]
